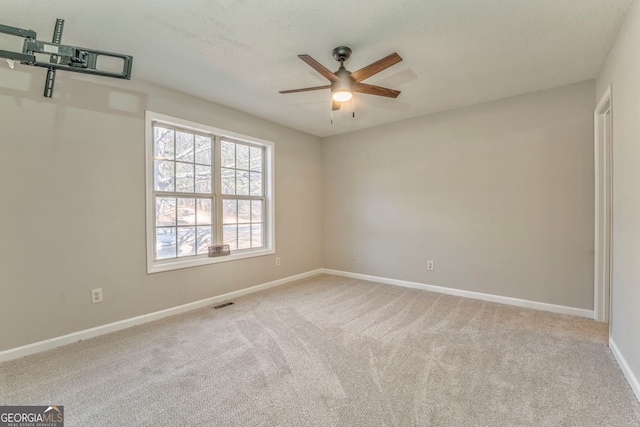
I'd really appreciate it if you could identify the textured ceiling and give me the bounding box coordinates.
[1,0,633,137]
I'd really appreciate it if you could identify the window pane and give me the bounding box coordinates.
[223,225,238,250]
[156,197,176,226]
[195,165,212,194]
[236,170,249,196]
[221,141,235,168]
[250,146,262,172]
[236,144,249,170]
[195,135,211,165]
[178,227,196,256]
[238,225,251,250]
[176,162,194,193]
[238,200,250,223]
[197,226,212,254]
[156,227,176,259]
[177,198,196,225]
[223,199,237,224]
[175,131,194,163]
[250,172,262,196]
[196,198,213,225]
[251,200,263,222]
[221,168,235,195]
[251,223,263,248]
[154,160,174,192]
[154,127,174,160]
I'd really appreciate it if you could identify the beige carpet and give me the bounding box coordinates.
[1,274,639,426]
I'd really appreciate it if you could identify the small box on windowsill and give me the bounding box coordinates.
[208,245,231,257]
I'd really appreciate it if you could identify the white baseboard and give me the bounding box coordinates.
[321,269,594,319]
[0,268,599,364]
[610,338,640,403]
[0,269,322,363]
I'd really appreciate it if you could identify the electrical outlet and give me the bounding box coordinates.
[91,288,103,304]
[275,257,281,266]
[427,260,434,271]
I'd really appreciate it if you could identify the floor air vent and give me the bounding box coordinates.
[213,302,234,309]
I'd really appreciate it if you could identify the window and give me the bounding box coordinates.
[146,111,274,273]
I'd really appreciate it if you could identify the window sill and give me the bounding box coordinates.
[147,248,275,274]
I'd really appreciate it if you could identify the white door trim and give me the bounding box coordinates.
[594,86,613,323]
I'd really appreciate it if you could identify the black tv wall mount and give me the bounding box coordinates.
[0,18,133,97]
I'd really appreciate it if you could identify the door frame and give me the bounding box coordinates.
[594,86,613,323]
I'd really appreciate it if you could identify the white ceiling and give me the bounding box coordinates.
[1,0,633,137]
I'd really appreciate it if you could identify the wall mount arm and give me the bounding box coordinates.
[0,19,133,97]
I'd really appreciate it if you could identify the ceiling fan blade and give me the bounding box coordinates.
[354,83,401,98]
[332,99,342,111]
[350,52,402,83]
[279,85,331,94]
[298,55,339,82]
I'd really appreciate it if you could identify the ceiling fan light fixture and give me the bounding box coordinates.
[332,89,353,102]
[331,74,353,102]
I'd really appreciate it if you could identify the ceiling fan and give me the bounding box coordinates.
[279,46,403,112]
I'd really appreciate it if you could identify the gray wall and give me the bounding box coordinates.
[323,81,595,309]
[0,53,606,355]
[596,0,640,392]
[0,68,323,351]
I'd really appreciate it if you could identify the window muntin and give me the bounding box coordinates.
[221,140,263,196]
[146,111,274,273]
[152,125,214,260]
[222,199,264,250]
[154,197,213,259]
[219,139,265,251]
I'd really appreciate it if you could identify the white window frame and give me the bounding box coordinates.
[145,111,275,273]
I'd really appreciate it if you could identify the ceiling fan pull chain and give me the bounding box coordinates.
[352,93,355,118]
[330,108,334,124]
